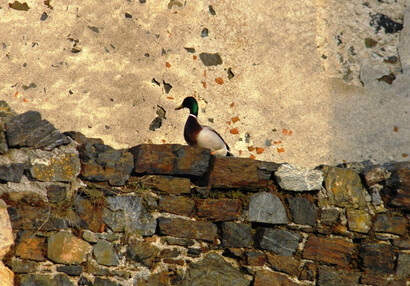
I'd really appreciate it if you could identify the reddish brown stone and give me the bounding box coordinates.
[163,259,184,266]
[360,273,404,286]
[386,162,410,210]
[159,196,195,216]
[245,251,266,266]
[266,253,301,276]
[374,214,407,235]
[74,196,104,233]
[364,166,390,187]
[303,235,354,267]
[141,175,191,195]
[160,249,180,259]
[254,270,298,286]
[158,217,217,242]
[361,242,395,274]
[16,232,46,261]
[130,144,211,177]
[209,157,279,190]
[299,261,317,281]
[197,199,240,221]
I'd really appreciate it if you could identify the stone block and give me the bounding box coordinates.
[182,253,250,286]
[130,144,211,177]
[47,232,92,264]
[317,265,360,286]
[7,258,38,274]
[396,252,410,278]
[221,222,252,248]
[364,166,390,187]
[15,231,46,261]
[256,228,301,256]
[0,120,8,154]
[248,192,288,224]
[18,273,74,286]
[320,166,369,208]
[299,261,317,281]
[245,251,266,266]
[56,265,83,276]
[6,111,70,150]
[374,213,407,235]
[287,197,317,226]
[158,217,217,242]
[360,242,395,274]
[320,207,343,225]
[93,239,119,266]
[0,199,13,259]
[159,195,195,216]
[103,196,156,236]
[266,253,301,276]
[275,163,323,191]
[141,175,191,194]
[346,209,372,233]
[303,235,354,267]
[209,157,279,190]
[254,270,297,286]
[0,163,25,183]
[385,162,410,210]
[74,196,104,233]
[197,199,240,221]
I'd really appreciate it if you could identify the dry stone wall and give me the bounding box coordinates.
[0,102,409,285]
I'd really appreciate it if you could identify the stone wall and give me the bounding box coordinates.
[0,102,409,285]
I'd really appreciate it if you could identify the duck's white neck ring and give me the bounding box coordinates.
[189,114,197,119]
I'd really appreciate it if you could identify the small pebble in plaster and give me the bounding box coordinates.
[139,0,146,3]
[256,147,264,154]
[22,82,37,90]
[370,14,403,34]
[208,118,214,123]
[104,47,109,53]
[184,47,196,53]
[377,73,396,85]
[9,1,30,11]
[87,26,100,33]
[277,147,285,153]
[209,5,216,15]
[166,62,171,68]
[364,38,377,48]
[265,140,272,147]
[163,81,172,94]
[245,133,250,143]
[199,52,223,66]
[231,117,239,123]
[248,146,255,152]
[152,78,160,86]
[201,81,207,88]
[230,128,239,135]
[105,125,110,130]
[393,126,398,132]
[44,0,53,9]
[227,68,235,80]
[125,12,132,18]
[249,154,256,160]
[168,0,183,9]
[144,53,150,57]
[40,12,48,21]
[403,154,408,158]
[68,90,73,95]
[201,28,209,38]
[215,77,224,85]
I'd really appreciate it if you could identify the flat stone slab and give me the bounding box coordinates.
[248,192,288,224]
[275,163,324,191]
[47,232,92,264]
[197,199,240,221]
[256,228,302,256]
[209,157,279,190]
[221,222,253,248]
[130,144,211,177]
[158,217,217,242]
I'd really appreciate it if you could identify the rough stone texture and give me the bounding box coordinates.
[0,120,8,154]
[320,166,369,208]
[275,164,323,191]
[159,195,195,216]
[320,207,343,225]
[384,162,410,210]
[317,265,360,286]
[396,252,410,279]
[18,273,74,286]
[254,270,297,286]
[364,166,391,187]
[130,144,211,177]
[74,196,104,233]
[373,213,407,235]
[141,175,191,195]
[103,196,156,236]
[209,158,279,190]
[346,209,372,234]
[303,235,354,267]
[299,261,317,282]
[0,199,14,286]
[256,228,302,257]
[93,239,119,266]
[221,222,253,248]
[46,183,70,203]
[28,143,81,182]
[182,253,250,286]
[287,197,317,226]
[0,163,25,183]
[47,232,92,264]
[197,199,240,221]
[158,217,217,242]
[7,258,38,274]
[245,251,266,266]
[15,232,46,262]
[5,111,70,150]
[266,254,301,276]
[361,242,395,274]
[127,240,159,268]
[248,192,288,224]
[56,265,83,276]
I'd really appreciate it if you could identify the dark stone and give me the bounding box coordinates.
[208,5,216,15]
[125,12,132,18]
[127,240,159,268]
[142,175,192,194]
[199,52,223,66]
[6,111,70,150]
[303,235,354,267]
[245,251,266,266]
[364,166,390,187]
[162,236,195,247]
[187,248,202,257]
[56,265,83,276]
[201,28,209,38]
[159,195,195,216]
[93,239,119,266]
[370,14,403,34]
[383,162,410,210]
[74,196,104,233]
[299,261,316,281]
[221,222,252,248]
[158,217,217,242]
[18,274,74,286]
[0,163,25,183]
[256,228,301,256]
[94,277,121,286]
[184,47,196,53]
[0,121,8,154]
[78,276,93,286]
[182,253,250,286]
[46,184,69,203]
[40,12,48,21]
[374,213,407,235]
[393,238,410,250]
[248,192,288,224]
[254,270,297,286]
[317,265,360,286]
[130,144,211,177]
[266,254,301,276]
[287,197,317,226]
[197,199,240,221]
[209,158,279,190]
[103,196,156,236]
[160,248,180,259]
[7,258,38,274]
[361,242,395,274]
[396,252,410,278]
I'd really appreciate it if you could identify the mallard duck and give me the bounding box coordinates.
[175,97,233,156]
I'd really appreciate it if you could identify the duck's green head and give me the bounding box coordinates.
[175,96,199,116]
